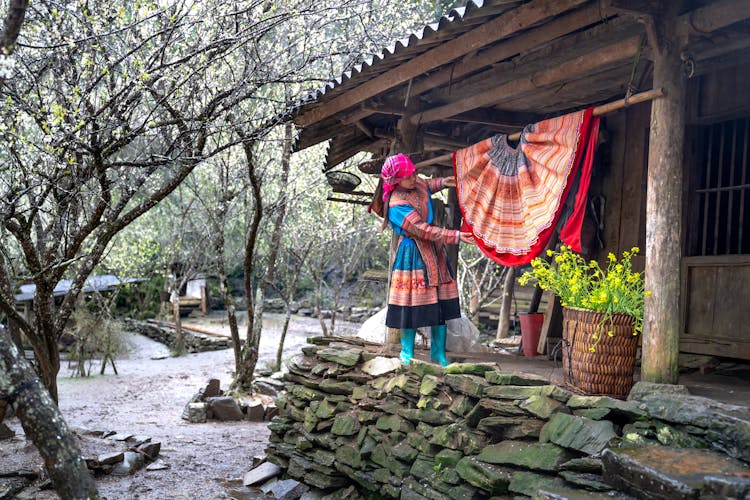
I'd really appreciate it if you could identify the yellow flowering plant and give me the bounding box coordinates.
[519,246,649,351]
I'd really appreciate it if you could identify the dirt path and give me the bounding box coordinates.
[0,313,361,499]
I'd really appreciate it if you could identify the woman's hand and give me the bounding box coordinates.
[443,177,457,188]
[459,232,475,244]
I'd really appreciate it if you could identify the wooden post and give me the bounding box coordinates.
[642,3,686,384]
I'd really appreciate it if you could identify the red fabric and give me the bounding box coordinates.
[559,114,600,252]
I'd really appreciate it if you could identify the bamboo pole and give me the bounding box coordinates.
[326,196,370,205]
[414,88,665,169]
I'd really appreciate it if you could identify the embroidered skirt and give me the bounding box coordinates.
[385,238,460,329]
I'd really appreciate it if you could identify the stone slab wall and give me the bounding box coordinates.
[125,319,231,352]
[265,337,750,499]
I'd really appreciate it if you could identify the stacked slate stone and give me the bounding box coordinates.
[125,319,231,352]
[265,337,750,499]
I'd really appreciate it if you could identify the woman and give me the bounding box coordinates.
[380,154,473,366]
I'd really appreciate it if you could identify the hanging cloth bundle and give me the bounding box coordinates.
[453,107,600,266]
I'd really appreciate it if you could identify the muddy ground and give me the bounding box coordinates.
[0,312,362,499]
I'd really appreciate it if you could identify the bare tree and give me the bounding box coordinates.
[273,242,311,371]
[0,0,286,401]
[457,248,507,325]
[0,1,98,496]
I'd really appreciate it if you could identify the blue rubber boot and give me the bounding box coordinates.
[430,325,450,366]
[400,328,417,365]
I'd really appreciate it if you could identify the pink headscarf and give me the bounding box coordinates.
[381,154,416,201]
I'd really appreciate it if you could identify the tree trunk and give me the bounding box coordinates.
[214,234,241,368]
[31,331,60,404]
[314,272,328,337]
[234,122,293,391]
[276,309,292,372]
[234,135,263,392]
[0,328,98,498]
[642,3,685,384]
[496,267,515,340]
[172,292,184,355]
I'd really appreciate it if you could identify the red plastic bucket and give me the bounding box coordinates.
[519,313,544,356]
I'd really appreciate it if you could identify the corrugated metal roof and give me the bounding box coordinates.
[288,0,503,118]
[15,275,146,303]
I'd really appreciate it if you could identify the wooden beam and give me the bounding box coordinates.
[642,3,685,384]
[415,154,454,169]
[412,36,643,125]
[354,120,374,139]
[414,88,665,168]
[361,104,406,116]
[604,0,664,16]
[677,0,750,39]
[295,0,589,127]
[423,133,468,149]
[444,108,543,129]
[409,4,603,98]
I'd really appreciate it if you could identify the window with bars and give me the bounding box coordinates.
[691,117,750,256]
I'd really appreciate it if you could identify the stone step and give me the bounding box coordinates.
[602,446,750,500]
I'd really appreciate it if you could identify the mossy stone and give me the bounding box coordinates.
[318,380,355,395]
[420,375,441,396]
[484,371,549,386]
[540,413,617,455]
[449,395,474,416]
[483,385,555,400]
[376,414,414,433]
[331,413,360,436]
[519,395,569,420]
[409,455,438,480]
[392,441,419,463]
[400,408,453,425]
[316,347,363,366]
[508,470,565,496]
[455,456,513,495]
[335,444,362,469]
[430,423,486,454]
[417,396,447,410]
[444,374,489,398]
[410,359,445,377]
[435,448,463,468]
[315,399,338,419]
[444,363,496,375]
[373,468,391,483]
[476,441,574,471]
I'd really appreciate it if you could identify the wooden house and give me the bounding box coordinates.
[286,0,750,382]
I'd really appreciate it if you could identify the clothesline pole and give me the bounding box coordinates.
[414,88,665,169]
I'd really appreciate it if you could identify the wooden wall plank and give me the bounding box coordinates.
[596,109,627,264]
[618,102,650,263]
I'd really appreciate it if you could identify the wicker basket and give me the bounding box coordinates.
[357,157,384,175]
[561,307,639,399]
[326,171,361,193]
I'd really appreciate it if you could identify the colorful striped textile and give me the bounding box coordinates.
[385,177,461,329]
[453,108,599,266]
